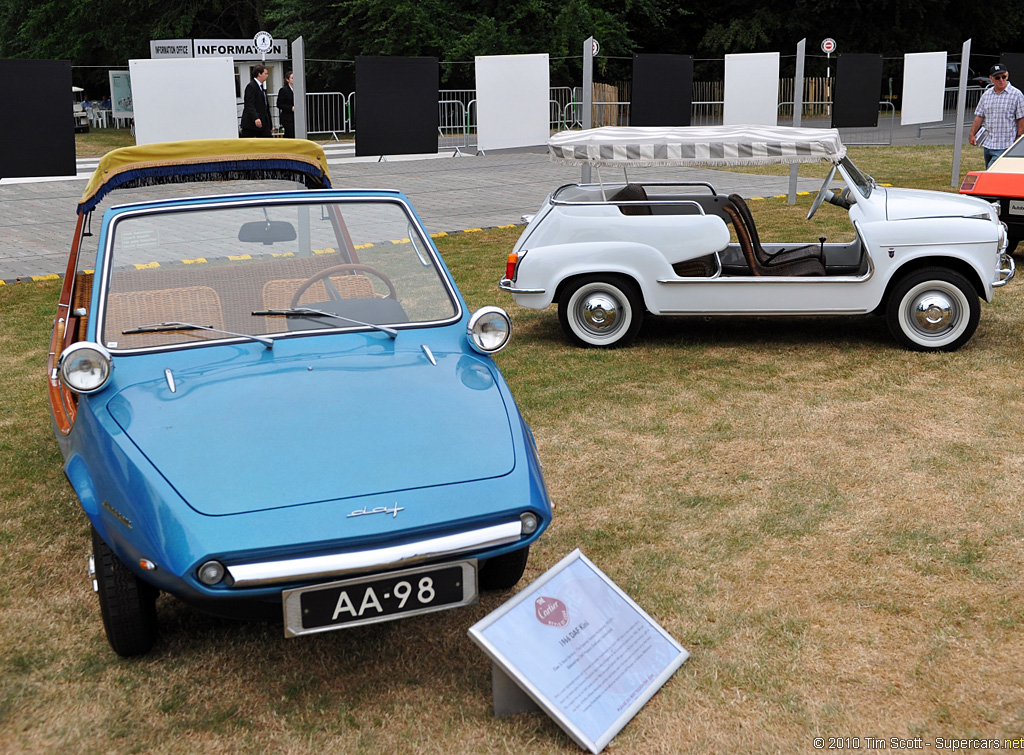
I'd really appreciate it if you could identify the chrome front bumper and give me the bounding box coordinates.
[226,520,524,588]
[994,252,1016,288]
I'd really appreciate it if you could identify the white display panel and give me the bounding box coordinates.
[723,53,781,126]
[470,550,688,754]
[129,58,239,145]
[475,54,550,151]
[901,52,947,125]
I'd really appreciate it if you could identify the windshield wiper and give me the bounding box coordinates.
[121,321,274,349]
[253,307,398,339]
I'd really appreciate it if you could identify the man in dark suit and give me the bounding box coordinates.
[277,70,295,138]
[239,64,272,138]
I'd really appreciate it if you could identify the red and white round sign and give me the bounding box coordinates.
[821,38,837,55]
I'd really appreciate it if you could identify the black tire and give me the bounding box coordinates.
[91,526,159,657]
[886,267,980,352]
[557,275,644,348]
[479,547,529,591]
[1007,235,1020,255]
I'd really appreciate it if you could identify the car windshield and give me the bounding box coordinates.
[1001,139,1024,159]
[99,198,458,350]
[839,156,873,198]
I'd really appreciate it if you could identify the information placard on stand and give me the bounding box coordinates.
[469,549,689,754]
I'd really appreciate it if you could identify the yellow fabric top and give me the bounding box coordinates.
[78,138,332,213]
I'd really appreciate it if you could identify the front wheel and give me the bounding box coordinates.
[91,526,160,657]
[558,275,644,348]
[886,268,980,352]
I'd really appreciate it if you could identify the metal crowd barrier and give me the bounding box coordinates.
[777,100,897,146]
[305,89,580,151]
[305,92,350,139]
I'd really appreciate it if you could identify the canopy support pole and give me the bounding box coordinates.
[952,39,971,188]
[582,36,595,185]
[788,39,806,205]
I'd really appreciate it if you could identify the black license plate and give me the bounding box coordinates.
[282,560,477,637]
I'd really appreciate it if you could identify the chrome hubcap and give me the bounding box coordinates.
[912,293,955,333]
[581,294,620,332]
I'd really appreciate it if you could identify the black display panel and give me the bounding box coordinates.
[1,59,76,179]
[355,57,439,157]
[1000,53,1024,82]
[832,53,883,129]
[631,54,694,127]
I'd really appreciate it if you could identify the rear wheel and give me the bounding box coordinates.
[558,275,644,348]
[479,547,529,591]
[91,526,159,657]
[886,267,980,352]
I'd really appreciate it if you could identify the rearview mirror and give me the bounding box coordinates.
[238,220,297,245]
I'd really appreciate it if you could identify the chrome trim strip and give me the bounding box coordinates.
[552,181,719,200]
[885,239,998,248]
[657,275,869,285]
[658,307,872,315]
[227,520,523,587]
[551,197,706,214]
[499,278,545,294]
[164,368,176,393]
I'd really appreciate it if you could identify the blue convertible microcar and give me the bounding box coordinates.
[47,139,552,656]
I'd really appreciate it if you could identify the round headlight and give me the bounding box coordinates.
[57,342,113,394]
[521,512,539,535]
[467,306,512,354]
[197,560,226,586]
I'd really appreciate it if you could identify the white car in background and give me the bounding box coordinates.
[500,125,1013,352]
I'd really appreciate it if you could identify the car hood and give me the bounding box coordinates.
[105,351,516,516]
[885,187,994,221]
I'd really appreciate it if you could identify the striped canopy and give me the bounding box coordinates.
[548,125,847,168]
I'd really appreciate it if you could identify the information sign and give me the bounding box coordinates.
[109,71,133,118]
[469,549,689,754]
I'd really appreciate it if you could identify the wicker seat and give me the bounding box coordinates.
[723,205,824,277]
[672,255,718,277]
[72,271,94,341]
[609,184,652,216]
[728,194,825,270]
[261,274,377,310]
[104,285,225,347]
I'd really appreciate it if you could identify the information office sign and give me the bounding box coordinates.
[469,549,689,754]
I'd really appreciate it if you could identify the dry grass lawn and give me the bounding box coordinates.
[2,147,1023,753]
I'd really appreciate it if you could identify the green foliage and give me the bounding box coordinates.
[5,0,1024,91]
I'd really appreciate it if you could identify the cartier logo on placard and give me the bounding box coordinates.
[535,596,569,627]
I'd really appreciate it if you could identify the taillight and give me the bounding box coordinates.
[505,252,519,281]
[960,174,978,192]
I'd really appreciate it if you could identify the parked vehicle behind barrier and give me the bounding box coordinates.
[501,125,1014,352]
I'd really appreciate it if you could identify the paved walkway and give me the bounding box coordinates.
[0,121,968,283]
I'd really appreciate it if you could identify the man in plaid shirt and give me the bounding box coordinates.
[969,64,1024,168]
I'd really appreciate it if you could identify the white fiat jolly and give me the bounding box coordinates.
[500,126,1014,352]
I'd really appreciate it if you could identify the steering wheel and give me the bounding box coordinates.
[807,164,839,220]
[290,264,398,308]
